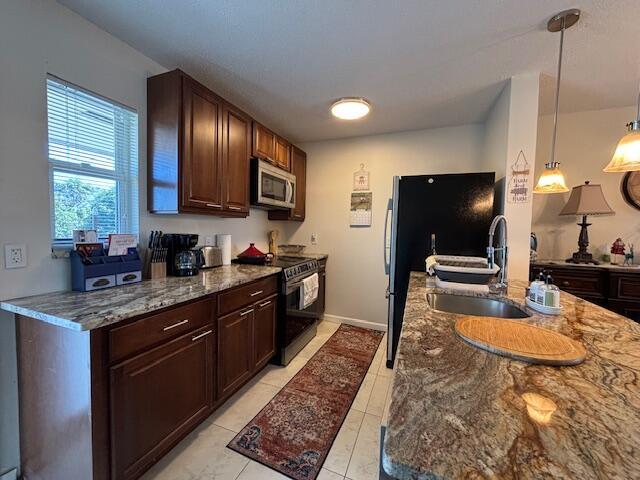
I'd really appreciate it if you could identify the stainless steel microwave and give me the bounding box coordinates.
[250,159,296,209]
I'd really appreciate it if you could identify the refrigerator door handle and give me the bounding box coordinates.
[384,198,392,275]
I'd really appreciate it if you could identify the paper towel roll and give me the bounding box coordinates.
[216,234,232,265]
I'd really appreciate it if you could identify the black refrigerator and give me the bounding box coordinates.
[384,172,496,367]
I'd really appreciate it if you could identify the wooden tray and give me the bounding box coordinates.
[455,316,586,366]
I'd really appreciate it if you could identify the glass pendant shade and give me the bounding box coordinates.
[603,122,640,172]
[533,162,570,194]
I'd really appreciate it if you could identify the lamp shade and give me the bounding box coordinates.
[559,181,615,216]
[603,123,640,172]
[533,162,569,194]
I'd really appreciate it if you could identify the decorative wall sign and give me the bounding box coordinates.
[353,163,370,191]
[621,171,640,211]
[507,150,531,204]
[350,192,372,227]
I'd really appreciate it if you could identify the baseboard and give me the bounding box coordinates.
[322,314,387,332]
[0,468,18,480]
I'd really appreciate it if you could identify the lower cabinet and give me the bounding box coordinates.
[217,307,254,398]
[254,294,277,368]
[109,326,215,480]
[218,292,278,399]
[15,275,279,480]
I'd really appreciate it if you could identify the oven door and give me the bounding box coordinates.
[256,160,296,209]
[283,275,320,347]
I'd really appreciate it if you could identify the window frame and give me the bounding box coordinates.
[46,75,139,247]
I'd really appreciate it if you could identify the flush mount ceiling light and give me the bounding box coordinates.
[533,9,580,194]
[330,98,371,120]
[603,83,640,172]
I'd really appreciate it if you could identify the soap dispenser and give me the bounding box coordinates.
[544,275,560,308]
[529,272,546,302]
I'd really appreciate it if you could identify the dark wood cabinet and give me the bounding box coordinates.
[222,102,251,214]
[254,294,277,369]
[182,77,224,212]
[147,69,249,217]
[530,262,640,319]
[217,307,254,398]
[110,326,215,480]
[15,274,279,480]
[252,121,276,164]
[274,135,291,171]
[268,146,306,221]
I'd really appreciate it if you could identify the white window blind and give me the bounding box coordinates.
[46,76,139,244]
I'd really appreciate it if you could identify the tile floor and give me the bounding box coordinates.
[142,320,390,480]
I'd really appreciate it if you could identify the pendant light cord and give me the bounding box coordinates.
[550,17,565,165]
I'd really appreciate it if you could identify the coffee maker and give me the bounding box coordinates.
[162,234,204,276]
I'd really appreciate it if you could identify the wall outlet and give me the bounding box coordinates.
[204,236,214,246]
[311,233,318,245]
[5,244,27,269]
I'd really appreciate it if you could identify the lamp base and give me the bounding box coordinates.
[566,251,599,265]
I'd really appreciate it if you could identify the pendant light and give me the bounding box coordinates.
[603,82,640,172]
[533,9,580,194]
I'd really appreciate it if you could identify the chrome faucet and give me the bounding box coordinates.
[487,215,508,293]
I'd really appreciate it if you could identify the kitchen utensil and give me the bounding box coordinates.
[455,316,585,365]
[278,244,306,255]
[199,246,223,268]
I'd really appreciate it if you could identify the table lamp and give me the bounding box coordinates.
[559,181,614,264]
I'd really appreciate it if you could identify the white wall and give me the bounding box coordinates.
[0,0,283,473]
[280,125,486,326]
[480,74,540,281]
[532,106,640,261]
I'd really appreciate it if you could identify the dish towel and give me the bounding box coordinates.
[435,276,490,293]
[300,272,319,309]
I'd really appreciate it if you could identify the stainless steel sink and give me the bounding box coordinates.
[426,293,530,319]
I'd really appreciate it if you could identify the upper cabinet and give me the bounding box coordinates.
[252,122,276,164]
[268,146,306,222]
[147,70,250,216]
[253,122,291,172]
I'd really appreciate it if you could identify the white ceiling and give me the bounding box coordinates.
[58,0,640,143]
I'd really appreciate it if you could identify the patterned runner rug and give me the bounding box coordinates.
[228,324,384,480]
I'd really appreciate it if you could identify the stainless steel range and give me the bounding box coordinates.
[271,256,321,365]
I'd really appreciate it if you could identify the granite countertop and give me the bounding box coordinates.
[275,252,328,260]
[0,265,281,332]
[383,272,640,479]
[534,259,640,272]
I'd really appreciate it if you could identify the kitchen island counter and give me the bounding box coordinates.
[382,272,640,479]
[1,264,281,331]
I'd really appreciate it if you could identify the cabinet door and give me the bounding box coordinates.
[110,327,214,480]
[182,78,223,211]
[274,136,291,171]
[222,103,250,215]
[290,147,306,220]
[252,122,276,164]
[253,294,277,369]
[218,307,254,398]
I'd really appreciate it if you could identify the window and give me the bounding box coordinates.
[46,76,139,245]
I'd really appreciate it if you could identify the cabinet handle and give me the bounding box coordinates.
[240,308,254,316]
[250,290,264,297]
[206,203,221,208]
[259,300,272,308]
[293,214,302,218]
[228,206,241,211]
[163,319,189,331]
[562,281,570,287]
[191,329,213,341]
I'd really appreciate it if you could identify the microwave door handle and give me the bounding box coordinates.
[286,180,293,204]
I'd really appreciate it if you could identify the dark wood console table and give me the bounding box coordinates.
[530,261,640,322]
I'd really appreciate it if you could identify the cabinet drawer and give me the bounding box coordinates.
[554,273,604,298]
[218,275,278,316]
[611,275,640,301]
[109,298,214,362]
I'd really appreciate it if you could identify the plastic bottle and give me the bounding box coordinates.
[529,272,545,302]
[544,275,560,308]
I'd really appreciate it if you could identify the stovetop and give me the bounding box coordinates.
[270,256,319,281]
